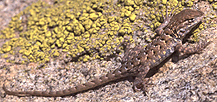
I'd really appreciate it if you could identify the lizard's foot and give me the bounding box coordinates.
[133,77,150,92]
[132,66,151,92]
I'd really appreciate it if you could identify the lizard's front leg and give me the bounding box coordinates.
[154,15,172,35]
[173,40,211,62]
[154,3,176,35]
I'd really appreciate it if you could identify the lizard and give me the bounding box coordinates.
[2,9,210,97]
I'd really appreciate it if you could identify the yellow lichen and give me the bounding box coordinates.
[0,0,215,66]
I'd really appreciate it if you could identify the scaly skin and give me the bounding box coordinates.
[3,9,209,97]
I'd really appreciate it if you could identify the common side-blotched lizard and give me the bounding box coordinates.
[3,9,210,97]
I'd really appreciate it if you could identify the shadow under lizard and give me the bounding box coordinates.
[3,9,210,97]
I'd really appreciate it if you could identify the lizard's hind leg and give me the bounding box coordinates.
[133,66,150,92]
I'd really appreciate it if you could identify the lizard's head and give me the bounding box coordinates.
[173,9,204,40]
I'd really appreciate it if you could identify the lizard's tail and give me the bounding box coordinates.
[3,66,131,97]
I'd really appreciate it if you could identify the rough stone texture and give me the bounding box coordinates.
[0,0,217,102]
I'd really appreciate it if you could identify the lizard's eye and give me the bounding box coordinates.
[188,18,194,23]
